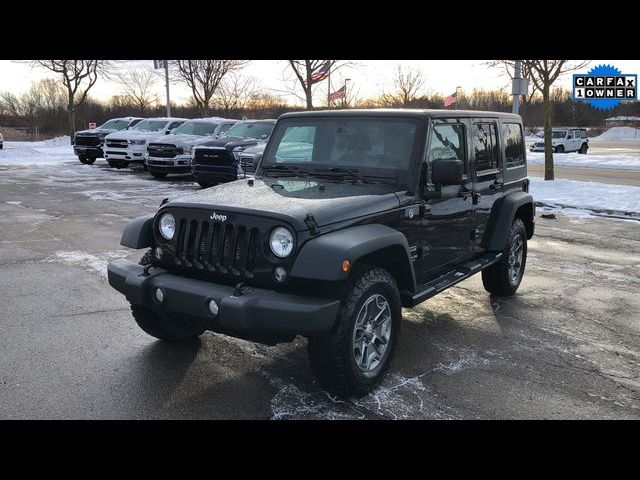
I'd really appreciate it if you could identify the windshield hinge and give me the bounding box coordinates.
[304,214,320,236]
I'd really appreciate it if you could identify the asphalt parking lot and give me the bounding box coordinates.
[1,159,639,419]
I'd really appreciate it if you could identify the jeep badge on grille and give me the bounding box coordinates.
[210,212,227,222]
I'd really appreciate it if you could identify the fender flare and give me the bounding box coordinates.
[290,224,417,291]
[120,214,154,249]
[482,191,534,251]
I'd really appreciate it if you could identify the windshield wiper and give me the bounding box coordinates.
[262,164,310,178]
[311,167,366,183]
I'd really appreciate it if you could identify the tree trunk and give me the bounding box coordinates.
[542,83,554,181]
[68,101,76,145]
[305,89,313,110]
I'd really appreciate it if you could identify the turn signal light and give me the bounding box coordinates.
[342,260,351,273]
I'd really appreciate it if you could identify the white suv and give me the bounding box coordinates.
[103,117,187,168]
[530,128,589,154]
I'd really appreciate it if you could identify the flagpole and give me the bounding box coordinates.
[327,63,331,109]
[165,60,171,117]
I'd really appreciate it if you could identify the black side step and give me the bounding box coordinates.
[401,252,502,307]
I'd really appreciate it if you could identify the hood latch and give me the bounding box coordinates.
[304,214,319,236]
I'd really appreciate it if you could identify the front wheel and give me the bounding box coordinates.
[555,145,565,153]
[150,171,167,179]
[197,180,216,188]
[579,143,588,154]
[78,154,89,164]
[307,266,401,398]
[482,218,527,296]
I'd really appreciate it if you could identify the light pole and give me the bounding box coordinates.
[344,78,351,108]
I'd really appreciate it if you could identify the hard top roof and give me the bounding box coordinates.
[279,108,522,121]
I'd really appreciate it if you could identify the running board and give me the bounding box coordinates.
[401,252,502,307]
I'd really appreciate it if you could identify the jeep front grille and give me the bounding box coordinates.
[193,148,233,166]
[173,217,260,278]
[74,135,101,146]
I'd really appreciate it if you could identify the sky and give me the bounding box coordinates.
[1,60,638,107]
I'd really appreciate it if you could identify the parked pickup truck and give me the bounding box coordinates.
[529,128,588,154]
[145,118,237,179]
[191,119,276,188]
[107,109,534,398]
[73,117,143,164]
[103,117,187,168]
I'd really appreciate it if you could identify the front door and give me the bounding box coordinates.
[470,119,504,249]
[420,119,474,279]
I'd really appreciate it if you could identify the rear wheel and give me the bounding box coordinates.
[151,171,168,179]
[307,266,401,398]
[482,218,527,296]
[579,143,588,154]
[555,145,565,153]
[197,180,216,188]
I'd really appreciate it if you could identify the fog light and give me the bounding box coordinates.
[154,288,164,303]
[274,266,287,283]
[155,247,163,259]
[208,299,219,316]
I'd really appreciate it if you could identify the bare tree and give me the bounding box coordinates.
[520,60,590,180]
[172,60,249,116]
[115,69,159,115]
[31,60,110,142]
[213,74,257,116]
[381,64,425,107]
[287,60,352,110]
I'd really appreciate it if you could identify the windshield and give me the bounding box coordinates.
[172,121,219,136]
[552,130,567,139]
[226,122,274,140]
[132,120,168,132]
[99,119,130,130]
[261,118,418,173]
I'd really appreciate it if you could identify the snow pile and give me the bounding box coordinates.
[527,151,640,170]
[530,177,640,219]
[591,126,640,142]
[0,136,75,165]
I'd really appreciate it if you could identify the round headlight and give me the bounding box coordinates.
[159,213,175,240]
[269,227,294,258]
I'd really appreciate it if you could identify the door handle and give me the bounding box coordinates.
[458,186,471,199]
[490,181,504,190]
[472,192,482,205]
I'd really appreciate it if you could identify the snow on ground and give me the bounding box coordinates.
[0,136,75,165]
[530,177,640,220]
[591,126,640,142]
[527,151,640,170]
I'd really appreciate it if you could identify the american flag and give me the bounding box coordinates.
[443,91,457,107]
[329,85,346,101]
[153,60,167,69]
[306,62,330,84]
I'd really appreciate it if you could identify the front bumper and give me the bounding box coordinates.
[107,258,340,339]
[74,145,103,157]
[146,155,192,174]
[104,145,146,162]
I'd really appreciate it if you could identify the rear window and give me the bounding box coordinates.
[503,123,524,167]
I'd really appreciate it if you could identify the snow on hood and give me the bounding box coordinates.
[104,130,170,141]
[147,133,218,147]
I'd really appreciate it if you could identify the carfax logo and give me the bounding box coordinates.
[573,64,637,110]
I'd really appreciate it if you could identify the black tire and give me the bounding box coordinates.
[197,180,215,188]
[85,157,96,165]
[307,266,402,398]
[579,143,588,154]
[556,145,564,153]
[78,154,89,164]
[151,171,168,179]
[130,304,205,343]
[482,218,527,296]
[107,160,128,169]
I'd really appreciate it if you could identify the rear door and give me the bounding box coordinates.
[470,119,504,250]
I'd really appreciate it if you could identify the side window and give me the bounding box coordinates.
[472,123,499,173]
[427,123,467,176]
[168,121,183,130]
[502,123,524,167]
[218,123,233,135]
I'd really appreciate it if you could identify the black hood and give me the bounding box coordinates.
[74,128,117,137]
[198,136,263,151]
[166,177,401,232]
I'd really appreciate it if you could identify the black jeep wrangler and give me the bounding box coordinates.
[107,109,534,398]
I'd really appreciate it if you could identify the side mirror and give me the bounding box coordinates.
[165,130,171,135]
[431,159,464,185]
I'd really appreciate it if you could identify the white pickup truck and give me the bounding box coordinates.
[529,128,589,154]
[145,117,237,178]
[103,117,187,168]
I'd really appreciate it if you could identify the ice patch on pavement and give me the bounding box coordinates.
[45,250,129,278]
[530,177,640,220]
